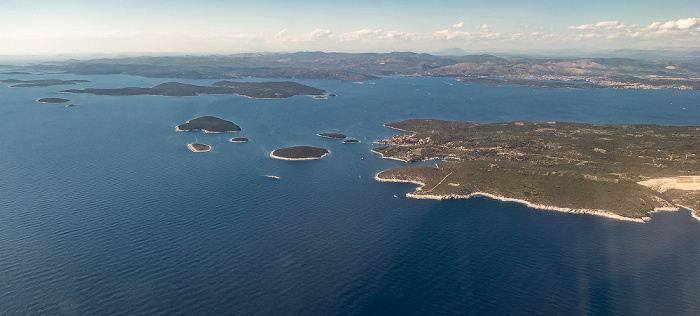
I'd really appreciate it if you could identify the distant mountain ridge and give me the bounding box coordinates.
[22,51,700,90]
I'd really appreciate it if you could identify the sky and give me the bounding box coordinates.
[1,0,699,56]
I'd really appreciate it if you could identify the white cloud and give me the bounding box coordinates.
[274,30,288,38]
[649,17,699,30]
[453,22,465,28]
[568,21,629,31]
[567,18,700,43]
[337,29,422,41]
[433,30,471,40]
[306,29,332,39]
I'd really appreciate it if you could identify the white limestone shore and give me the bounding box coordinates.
[175,125,235,133]
[374,172,654,223]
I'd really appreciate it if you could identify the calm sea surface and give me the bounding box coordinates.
[1,72,699,315]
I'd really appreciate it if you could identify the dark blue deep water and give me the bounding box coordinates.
[1,72,699,315]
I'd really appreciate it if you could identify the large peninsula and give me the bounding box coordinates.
[373,119,700,221]
[59,81,324,99]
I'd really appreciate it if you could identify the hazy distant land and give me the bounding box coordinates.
[20,52,700,90]
[60,81,325,99]
[373,119,700,221]
[3,79,90,88]
[457,78,606,89]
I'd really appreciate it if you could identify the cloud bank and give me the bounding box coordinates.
[2,18,698,55]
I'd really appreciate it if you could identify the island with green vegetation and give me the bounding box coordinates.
[3,79,90,88]
[176,116,241,133]
[36,97,70,104]
[373,119,700,221]
[317,132,346,139]
[212,81,324,98]
[229,137,249,143]
[343,139,359,143]
[187,143,211,152]
[270,146,330,160]
[60,81,325,99]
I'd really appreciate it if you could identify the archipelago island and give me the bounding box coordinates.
[270,146,330,160]
[59,81,324,99]
[317,132,346,139]
[373,119,700,222]
[3,79,90,88]
[187,143,211,152]
[36,98,70,104]
[176,116,241,133]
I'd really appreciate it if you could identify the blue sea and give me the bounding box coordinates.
[1,72,699,315]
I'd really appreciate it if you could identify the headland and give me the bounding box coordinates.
[373,119,700,221]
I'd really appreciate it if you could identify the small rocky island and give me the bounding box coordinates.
[176,116,241,133]
[229,138,250,143]
[37,98,70,104]
[317,133,346,139]
[270,146,330,160]
[373,119,700,222]
[187,143,211,152]
[343,139,359,143]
